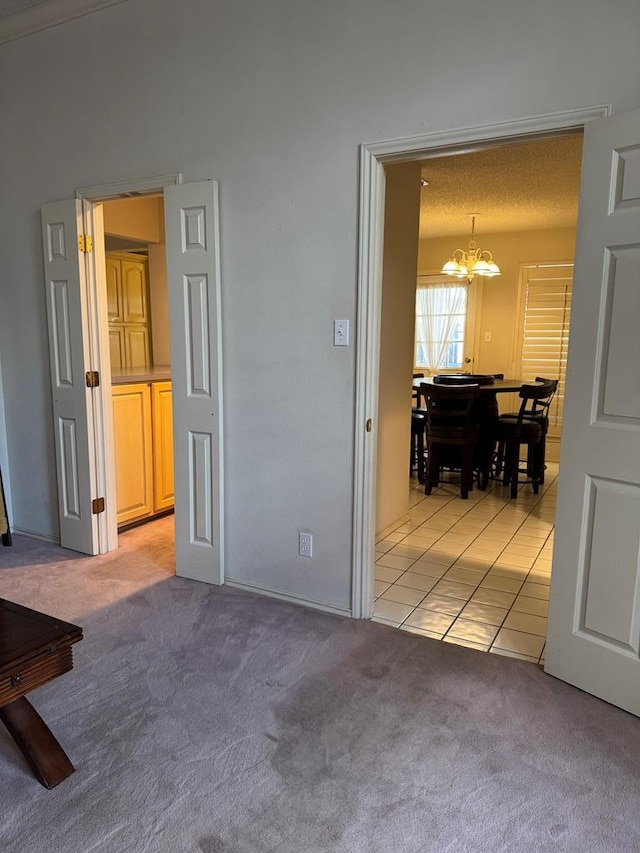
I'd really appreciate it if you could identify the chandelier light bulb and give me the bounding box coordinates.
[441,215,501,282]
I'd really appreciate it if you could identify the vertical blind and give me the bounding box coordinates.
[520,265,573,437]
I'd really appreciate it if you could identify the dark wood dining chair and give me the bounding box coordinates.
[412,372,425,406]
[421,382,480,499]
[497,377,559,485]
[410,373,427,481]
[494,380,558,498]
[410,409,427,483]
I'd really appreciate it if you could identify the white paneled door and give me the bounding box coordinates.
[41,200,99,554]
[546,106,640,715]
[164,182,224,585]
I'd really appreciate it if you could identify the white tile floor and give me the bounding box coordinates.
[373,463,558,664]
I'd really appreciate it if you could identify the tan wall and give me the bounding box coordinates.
[376,163,421,536]
[103,198,171,365]
[418,227,577,378]
[103,197,164,244]
[148,243,170,366]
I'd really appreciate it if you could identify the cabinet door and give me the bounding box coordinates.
[124,325,151,367]
[152,381,174,511]
[109,327,126,369]
[112,383,153,526]
[122,259,149,324]
[105,257,123,323]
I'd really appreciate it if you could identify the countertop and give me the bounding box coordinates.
[110,366,172,385]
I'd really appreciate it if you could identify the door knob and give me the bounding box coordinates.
[464,357,472,364]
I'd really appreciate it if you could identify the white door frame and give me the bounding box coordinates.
[75,173,182,553]
[351,105,610,619]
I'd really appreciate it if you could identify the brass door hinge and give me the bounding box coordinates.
[78,234,93,253]
[85,370,100,388]
[92,497,105,515]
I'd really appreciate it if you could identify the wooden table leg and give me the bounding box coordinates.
[0,696,75,788]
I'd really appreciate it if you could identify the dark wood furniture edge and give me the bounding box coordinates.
[0,697,75,788]
[0,599,83,788]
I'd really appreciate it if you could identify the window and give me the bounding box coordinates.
[414,278,467,371]
[519,264,573,437]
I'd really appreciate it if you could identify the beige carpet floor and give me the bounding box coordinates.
[1,521,639,853]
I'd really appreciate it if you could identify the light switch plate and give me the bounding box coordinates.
[334,319,350,346]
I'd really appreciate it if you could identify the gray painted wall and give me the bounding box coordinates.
[0,0,638,607]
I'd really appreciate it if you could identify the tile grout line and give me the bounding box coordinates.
[374,465,557,664]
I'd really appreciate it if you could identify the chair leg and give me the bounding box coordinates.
[502,442,519,498]
[425,444,438,496]
[502,443,512,487]
[537,433,547,485]
[510,447,519,499]
[417,427,426,484]
[460,444,474,499]
[494,440,505,479]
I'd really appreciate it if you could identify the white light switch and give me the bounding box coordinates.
[334,319,350,346]
[484,331,492,343]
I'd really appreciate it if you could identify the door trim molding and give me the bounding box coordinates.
[76,174,182,201]
[351,105,611,619]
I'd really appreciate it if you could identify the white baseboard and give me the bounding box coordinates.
[11,526,60,545]
[376,513,410,543]
[546,435,561,463]
[224,577,353,619]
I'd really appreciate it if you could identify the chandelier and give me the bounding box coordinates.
[441,214,501,282]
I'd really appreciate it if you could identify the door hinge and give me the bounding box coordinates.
[78,234,93,253]
[85,370,100,388]
[92,497,105,515]
[365,418,372,432]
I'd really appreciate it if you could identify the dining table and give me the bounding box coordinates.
[412,375,545,488]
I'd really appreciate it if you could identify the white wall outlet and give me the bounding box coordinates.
[333,319,350,346]
[298,532,313,557]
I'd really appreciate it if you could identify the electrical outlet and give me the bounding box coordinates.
[298,532,313,557]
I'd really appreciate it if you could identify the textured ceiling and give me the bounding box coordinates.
[419,135,583,239]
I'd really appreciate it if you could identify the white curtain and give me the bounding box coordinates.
[415,283,467,371]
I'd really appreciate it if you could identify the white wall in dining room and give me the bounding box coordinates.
[419,227,578,380]
[0,0,637,612]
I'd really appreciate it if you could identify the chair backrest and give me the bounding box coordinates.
[516,379,558,422]
[421,382,480,432]
[412,373,425,406]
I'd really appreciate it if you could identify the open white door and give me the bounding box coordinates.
[41,200,99,554]
[546,106,640,715]
[164,181,224,584]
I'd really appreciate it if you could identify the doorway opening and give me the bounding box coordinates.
[100,195,175,541]
[42,176,224,584]
[351,106,609,654]
[374,145,579,660]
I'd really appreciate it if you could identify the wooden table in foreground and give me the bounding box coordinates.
[0,598,83,788]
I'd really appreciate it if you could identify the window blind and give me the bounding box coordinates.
[520,266,573,437]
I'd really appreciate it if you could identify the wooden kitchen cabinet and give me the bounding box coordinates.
[112,383,154,526]
[106,252,152,368]
[152,381,174,512]
[112,380,174,528]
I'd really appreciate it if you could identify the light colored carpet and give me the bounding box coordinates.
[1,521,639,853]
